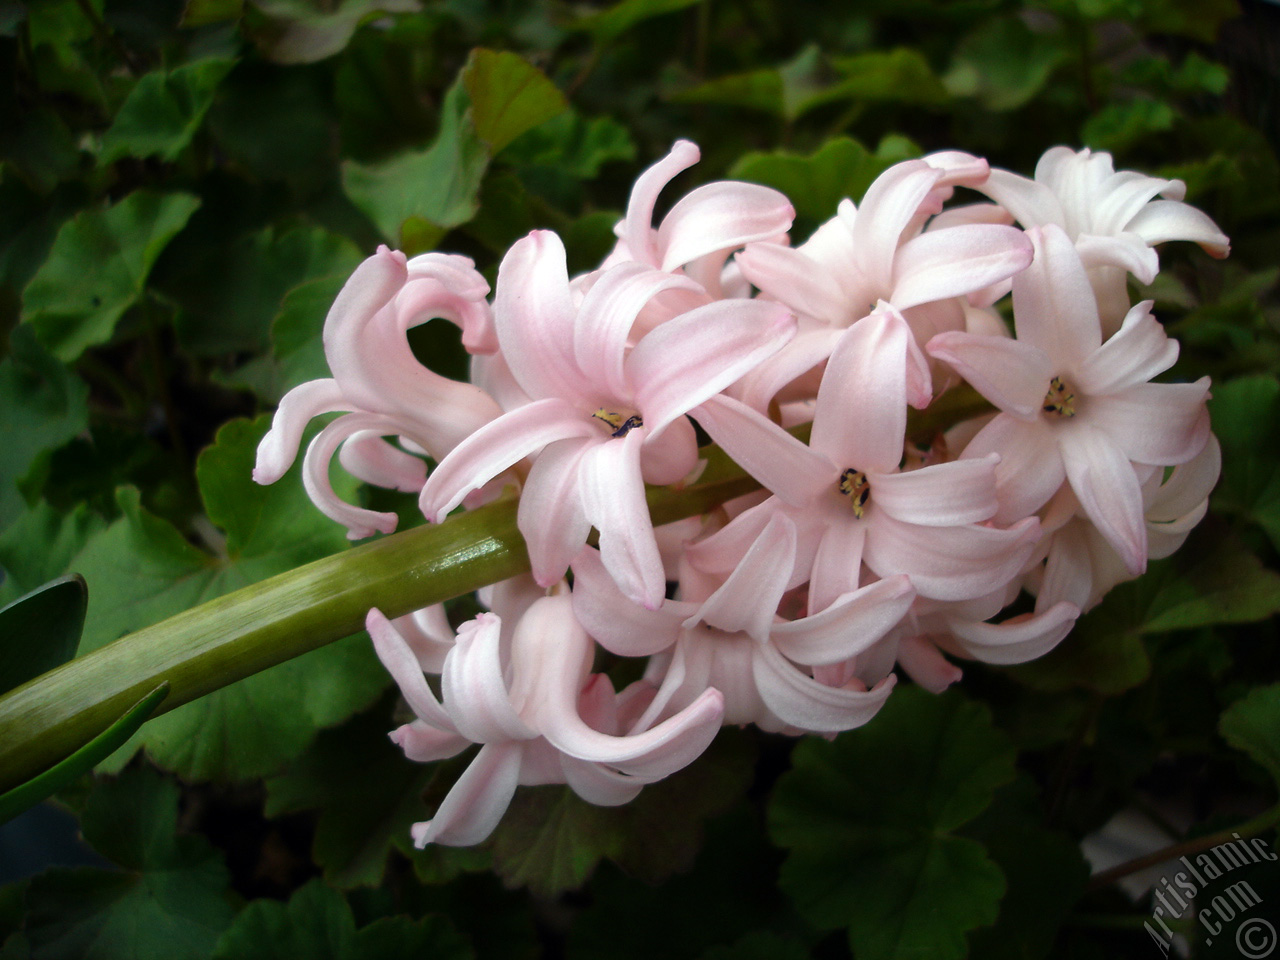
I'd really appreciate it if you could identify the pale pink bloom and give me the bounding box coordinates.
[571,512,911,734]
[977,146,1230,332]
[419,230,796,608]
[602,139,796,299]
[928,225,1211,577]
[1029,435,1221,614]
[368,591,724,846]
[731,156,1034,411]
[689,307,1041,608]
[254,246,502,538]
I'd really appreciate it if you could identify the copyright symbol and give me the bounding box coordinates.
[1238,918,1277,959]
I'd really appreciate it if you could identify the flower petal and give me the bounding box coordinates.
[753,644,895,733]
[772,575,915,666]
[735,241,846,324]
[1012,225,1101,369]
[1088,379,1211,465]
[254,379,348,485]
[692,511,796,641]
[367,608,453,729]
[948,600,1079,665]
[442,613,538,743]
[658,181,795,273]
[628,299,796,436]
[1126,199,1230,257]
[420,399,596,522]
[691,394,836,506]
[517,438,593,587]
[578,429,666,609]
[570,547,685,656]
[1057,423,1147,575]
[413,741,524,847]
[303,413,401,538]
[927,331,1052,420]
[618,140,701,266]
[493,231,586,401]
[871,455,1000,526]
[892,224,1034,310]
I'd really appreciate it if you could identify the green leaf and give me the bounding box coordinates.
[0,502,106,607]
[20,191,201,361]
[1012,533,1280,694]
[504,110,636,181]
[68,417,388,780]
[99,59,236,165]
[248,0,421,64]
[730,135,920,227]
[828,48,947,105]
[769,687,1015,960]
[572,0,702,45]
[21,765,237,960]
[1220,684,1280,791]
[0,684,166,825]
[209,879,472,960]
[489,727,755,897]
[342,81,488,248]
[1081,99,1177,154]
[1210,375,1280,552]
[263,700,487,888]
[169,225,362,356]
[0,326,88,528]
[179,0,242,27]
[961,777,1090,960]
[944,14,1068,110]
[462,49,566,155]
[0,575,85,695]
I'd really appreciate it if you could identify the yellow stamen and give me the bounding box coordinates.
[592,408,644,438]
[1043,376,1077,418]
[838,468,870,518]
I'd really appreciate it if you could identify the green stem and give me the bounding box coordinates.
[1087,803,1280,891]
[0,463,757,793]
[0,389,988,794]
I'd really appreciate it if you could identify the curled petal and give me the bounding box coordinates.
[303,414,401,538]
[892,225,1034,310]
[367,608,454,729]
[1075,300,1178,396]
[658,181,795,273]
[771,576,915,666]
[254,379,347,485]
[442,614,538,743]
[949,600,1079,665]
[1075,233,1160,285]
[1012,225,1101,369]
[413,741,524,847]
[518,439,593,588]
[691,511,797,641]
[736,242,845,325]
[338,432,426,492]
[493,231,585,402]
[628,299,797,437]
[1126,199,1230,257]
[896,636,962,692]
[1089,380,1211,466]
[420,399,597,522]
[871,455,1000,526]
[848,161,945,294]
[619,140,701,266]
[753,644,896,733]
[391,720,470,762]
[571,547,685,657]
[510,596,725,776]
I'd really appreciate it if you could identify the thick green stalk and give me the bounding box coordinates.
[0,388,985,793]
[0,457,758,793]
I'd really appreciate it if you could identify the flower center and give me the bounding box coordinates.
[592,408,644,438]
[838,468,871,518]
[1043,376,1077,418]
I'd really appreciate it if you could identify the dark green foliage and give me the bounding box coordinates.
[0,0,1276,956]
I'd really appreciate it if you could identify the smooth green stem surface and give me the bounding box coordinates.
[0,389,986,794]
[0,464,758,793]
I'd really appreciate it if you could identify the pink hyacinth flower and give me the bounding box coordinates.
[927,224,1211,577]
[420,230,796,608]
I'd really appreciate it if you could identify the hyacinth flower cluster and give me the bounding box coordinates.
[255,141,1229,848]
